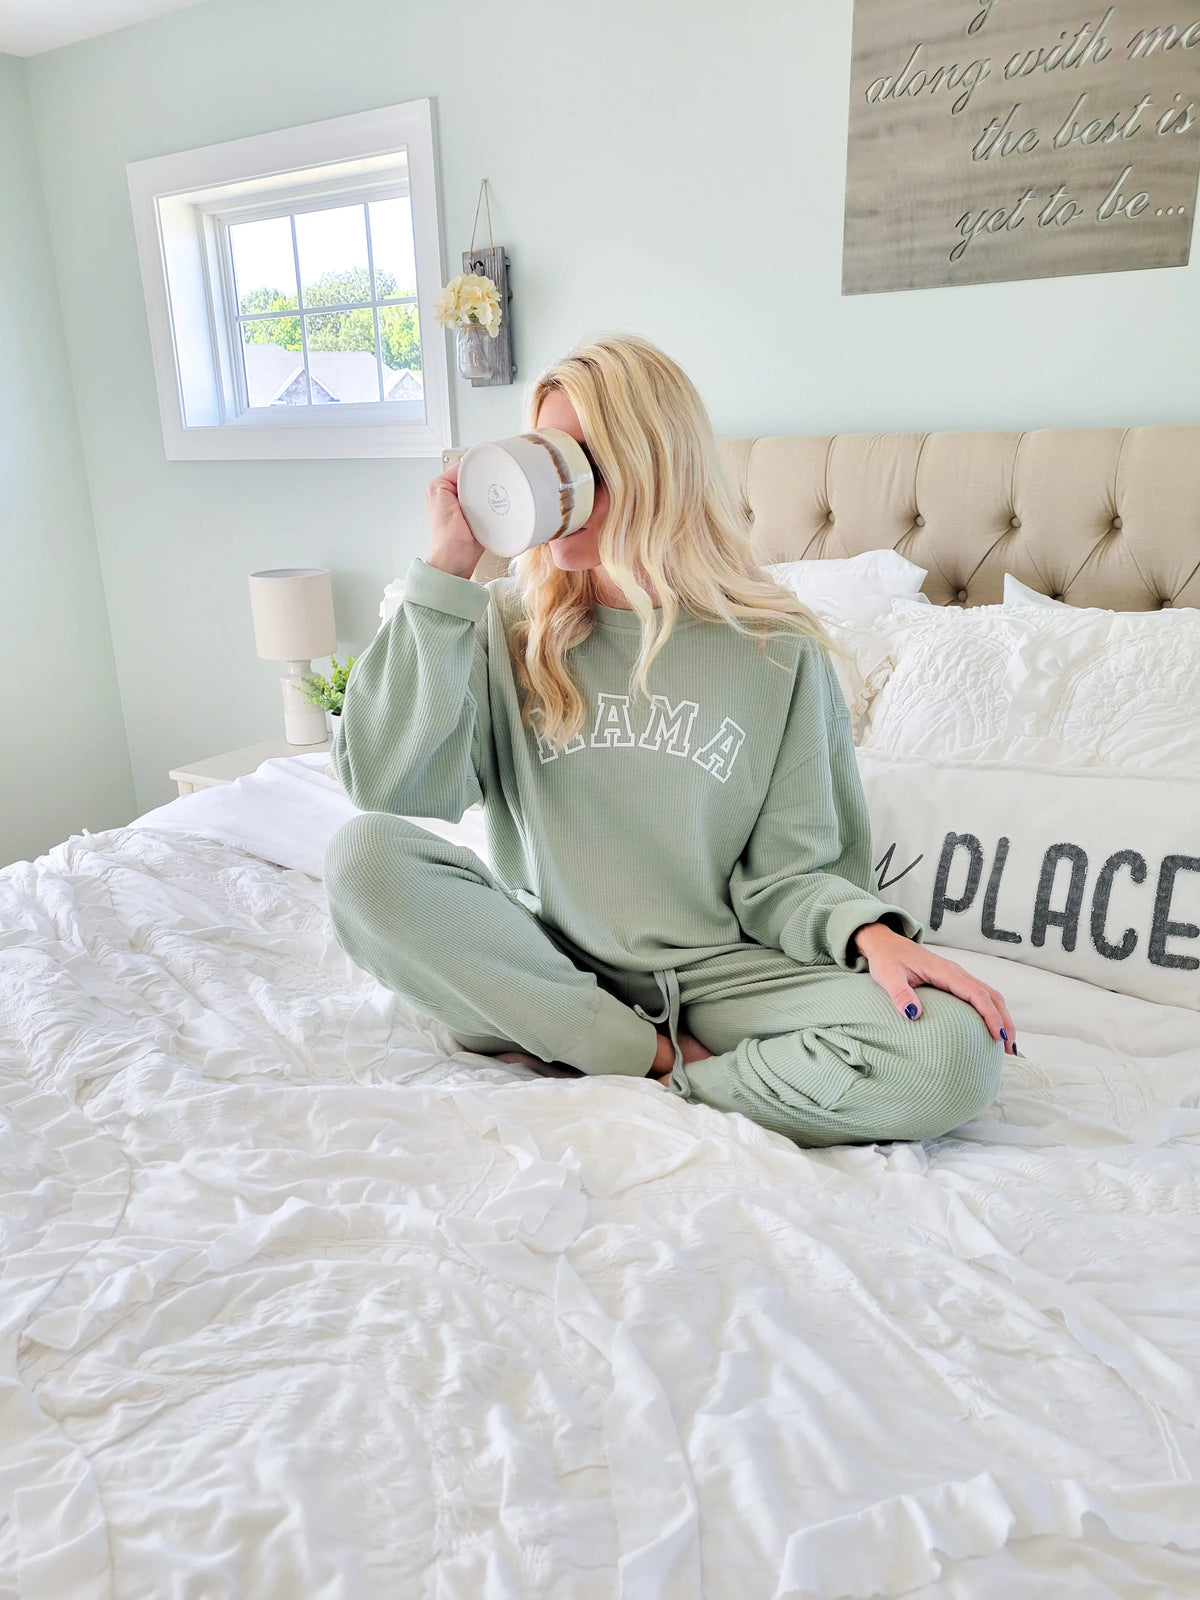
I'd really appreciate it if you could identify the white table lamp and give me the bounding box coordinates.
[248,567,338,745]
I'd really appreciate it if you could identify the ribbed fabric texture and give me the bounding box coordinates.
[324,556,1004,1145]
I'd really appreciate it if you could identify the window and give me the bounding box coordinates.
[230,200,421,411]
[127,101,452,460]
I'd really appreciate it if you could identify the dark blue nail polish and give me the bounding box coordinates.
[1000,1028,1008,1041]
[905,1003,919,1019]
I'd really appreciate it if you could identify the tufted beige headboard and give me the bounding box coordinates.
[470,426,1200,609]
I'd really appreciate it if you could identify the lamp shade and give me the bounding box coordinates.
[248,568,337,661]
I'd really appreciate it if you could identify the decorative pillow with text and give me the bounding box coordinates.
[858,750,1200,1013]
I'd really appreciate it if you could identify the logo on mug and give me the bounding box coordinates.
[487,483,511,516]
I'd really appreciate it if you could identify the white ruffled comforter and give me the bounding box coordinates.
[3,822,1200,1599]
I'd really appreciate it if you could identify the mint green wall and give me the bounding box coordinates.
[0,53,133,867]
[20,0,1200,814]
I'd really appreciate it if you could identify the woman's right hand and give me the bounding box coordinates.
[426,462,486,580]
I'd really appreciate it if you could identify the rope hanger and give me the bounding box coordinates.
[469,179,495,253]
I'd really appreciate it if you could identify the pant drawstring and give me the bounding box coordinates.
[633,967,681,1078]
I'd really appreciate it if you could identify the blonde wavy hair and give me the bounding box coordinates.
[507,333,834,751]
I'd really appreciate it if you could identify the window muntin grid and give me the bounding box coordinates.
[227,194,422,411]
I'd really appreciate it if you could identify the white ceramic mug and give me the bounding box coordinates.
[455,429,596,557]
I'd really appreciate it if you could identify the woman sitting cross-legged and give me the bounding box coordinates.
[324,332,1013,1148]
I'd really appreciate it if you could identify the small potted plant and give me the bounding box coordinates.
[300,655,355,735]
[434,271,502,380]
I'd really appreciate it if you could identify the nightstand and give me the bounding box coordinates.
[169,736,332,796]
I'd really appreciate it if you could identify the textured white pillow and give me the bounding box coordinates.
[859,751,1200,1011]
[861,601,1200,778]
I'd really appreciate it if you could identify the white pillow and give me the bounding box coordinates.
[861,601,1200,778]
[766,549,928,626]
[859,750,1200,1011]
[859,604,1050,762]
[1003,574,1068,608]
[764,551,929,729]
[379,577,406,628]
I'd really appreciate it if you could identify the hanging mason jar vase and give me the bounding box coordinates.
[434,184,512,389]
[455,319,493,381]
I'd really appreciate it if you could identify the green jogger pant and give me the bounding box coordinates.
[325,812,1004,1149]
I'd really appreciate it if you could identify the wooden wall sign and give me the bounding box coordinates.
[843,2,1200,293]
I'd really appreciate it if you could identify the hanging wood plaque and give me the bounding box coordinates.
[460,244,516,387]
[842,2,1200,294]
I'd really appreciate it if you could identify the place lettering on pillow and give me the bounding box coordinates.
[924,835,1197,970]
[858,752,1200,1012]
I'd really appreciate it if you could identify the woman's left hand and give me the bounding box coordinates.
[851,922,1018,1055]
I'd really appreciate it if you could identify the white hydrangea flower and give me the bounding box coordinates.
[433,271,502,335]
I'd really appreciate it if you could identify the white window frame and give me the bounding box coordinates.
[127,101,453,460]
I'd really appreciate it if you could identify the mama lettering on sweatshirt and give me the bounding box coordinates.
[531,693,747,783]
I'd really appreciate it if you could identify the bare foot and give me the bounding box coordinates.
[648,1029,714,1078]
[677,1029,714,1065]
[494,1049,539,1067]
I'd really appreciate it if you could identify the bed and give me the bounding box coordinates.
[3,426,1199,1599]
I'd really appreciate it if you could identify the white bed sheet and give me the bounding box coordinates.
[130,749,492,879]
[3,784,1199,1597]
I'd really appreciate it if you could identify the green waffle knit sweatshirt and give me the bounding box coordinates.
[333,555,921,992]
